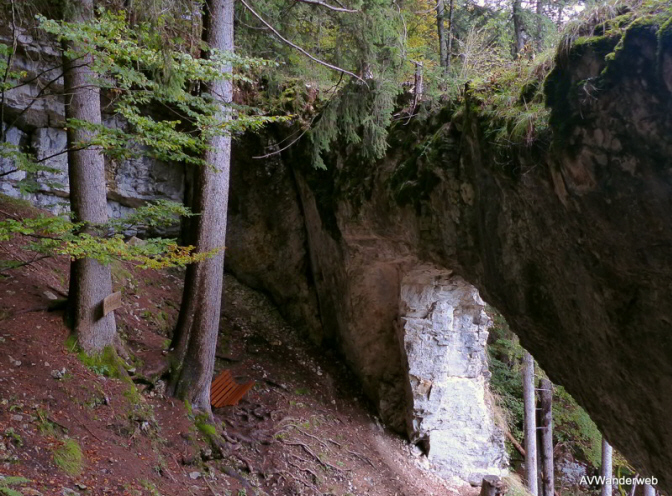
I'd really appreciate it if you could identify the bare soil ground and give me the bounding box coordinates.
[0,196,475,496]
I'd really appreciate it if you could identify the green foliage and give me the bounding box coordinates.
[38,9,285,168]
[3,428,22,447]
[52,438,84,476]
[310,79,398,168]
[0,476,30,496]
[487,309,525,442]
[487,307,606,471]
[553,385,602,467]
[0,7,287,272]
[0,199,216,269]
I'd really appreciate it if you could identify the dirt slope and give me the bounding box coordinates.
[0,196,471,496]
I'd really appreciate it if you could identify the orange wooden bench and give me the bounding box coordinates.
[210,369,255,408]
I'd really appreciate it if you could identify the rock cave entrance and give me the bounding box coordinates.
[397,265,508,484]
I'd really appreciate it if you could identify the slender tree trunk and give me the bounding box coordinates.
[539,378,554,496]
[512,0,525,56]
[171,0,233,414]
[601,438,613,496]
[446,0,455,71]
[535,0,543,52]
[523,351,538,496]
[437,0,447,69]
[170,262,198,360]
[63,0,116,353]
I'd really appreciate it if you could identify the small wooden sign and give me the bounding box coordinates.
[102,291,123,316]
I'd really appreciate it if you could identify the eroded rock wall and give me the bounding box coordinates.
[399,267,507,484]
[272,17,672,490]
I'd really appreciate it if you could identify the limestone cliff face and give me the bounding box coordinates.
[399,268,507,484]
[0,26,185,232]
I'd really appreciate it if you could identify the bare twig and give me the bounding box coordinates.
[252,121,313,159]
[0,168,19,178]
[82,424,103,442]
[293,0,358,12]
[239,0,364,83]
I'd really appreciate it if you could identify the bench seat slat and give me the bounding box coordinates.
[210,370,255,408]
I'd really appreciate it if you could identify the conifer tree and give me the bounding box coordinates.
[170,0,234,413]
[62,0,117,352]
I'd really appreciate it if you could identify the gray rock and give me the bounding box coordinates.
[43,291,59,301]
[399,267,507,484]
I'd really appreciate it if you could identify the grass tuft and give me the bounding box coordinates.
[53,438,83,476]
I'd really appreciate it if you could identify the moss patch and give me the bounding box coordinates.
[53,438,83,476]
[68,340,128,379]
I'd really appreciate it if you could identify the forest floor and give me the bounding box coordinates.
[0,195,471,496]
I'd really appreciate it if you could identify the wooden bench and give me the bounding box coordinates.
[210,369,255,408]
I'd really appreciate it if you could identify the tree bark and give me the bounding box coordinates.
[437,0,447,69]
[601,438,613,496]
[170,0,233,414]
[446,0,455,71]
[523,351,539,496]
[63,0,117,353]
[535,0,544,52]
[512,0,525,56]
[539,378,554,496]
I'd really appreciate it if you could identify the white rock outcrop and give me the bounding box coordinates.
[399,267,508,485]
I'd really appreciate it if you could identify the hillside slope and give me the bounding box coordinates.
[0,196,463,496]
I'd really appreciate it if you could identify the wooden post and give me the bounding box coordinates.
[643,484,656,496]
[480,476,503,496]
[523,351,538,496]
[601,438,613,496]
[539,378,554,496]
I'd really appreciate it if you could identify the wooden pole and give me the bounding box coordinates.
[601,438,613,496]
[523,351,538,496]
[480,476,503,496]
[643,484,656,496]
[539,378,554,496]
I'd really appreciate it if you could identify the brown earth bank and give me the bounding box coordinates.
[0,196,470,496]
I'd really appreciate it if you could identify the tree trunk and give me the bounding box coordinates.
[523,351,538,496]
[601,438,613,496]
[512,0,525,56]
[63,0,117,353]
[437,0,447,69]
[446,0,455,71]
[539,378,554,496]
[535,0,543,52]
[170,0,233,414]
